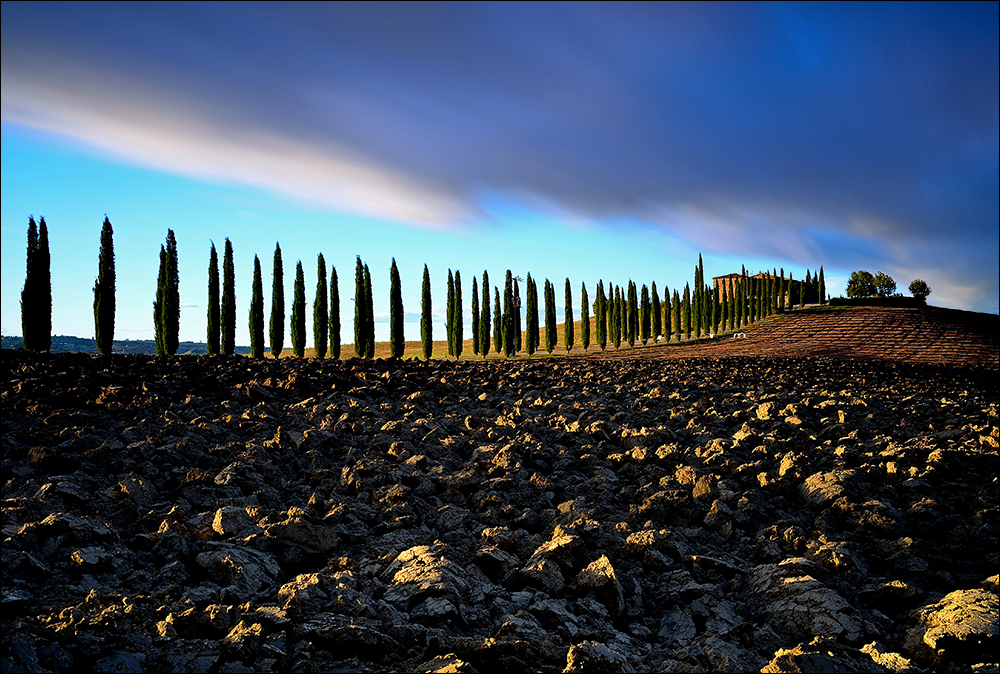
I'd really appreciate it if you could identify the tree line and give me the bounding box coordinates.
[20,216,857,358]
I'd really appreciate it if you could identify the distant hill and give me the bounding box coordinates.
[1,335,251,356]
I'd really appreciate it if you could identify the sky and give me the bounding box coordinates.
[2,1,997,346]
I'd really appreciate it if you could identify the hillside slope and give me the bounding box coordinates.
[594,306,999,366]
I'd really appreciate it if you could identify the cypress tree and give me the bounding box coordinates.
[595,281,606,350]
[564,278,574,352]
[683,283,691,339]
[544,280,556,353]
[672,289,682,341]
[207,242,220,355]
[314,253,328,358]
[41,219,51,350]
[454,270,463,359]
[93,217,115,356]
[803,270,811,307]
[479,271,490,358]
[663,285,671,342]
[580,282,590,351]
[471,276,480,355]
[788,271,796,309]
[421,264,432,359]
[249,255,264,358]
[619,287,628,346]
[525,273,538,356]
[291,260,306,357]
[154,245,167,355]
[330,266,341,359]
[609,286,618,347]
[364,264,374,358]
[21,217,39,350]
[613,286,624,348]
[270,243,284,358]
[354,257,366,357]
[503,270,514,357]
[651,282,661,342]
[444,269,455,356]
[390,258,403,358]
[222,239,236,355]
[22,215,52,352]
[819,266,826,304]
[492,287,502,354]
[720,283,729,332]
[513,276,522,354]
[626,281,638,346]
[778,268,786,313]
[165,229,179,356]
[640,284,650,345]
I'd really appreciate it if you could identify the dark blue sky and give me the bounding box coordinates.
[2,2,997,339]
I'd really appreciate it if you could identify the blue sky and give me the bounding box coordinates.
[3,2,997,345]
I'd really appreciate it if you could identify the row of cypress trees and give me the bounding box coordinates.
[19,216,827,357]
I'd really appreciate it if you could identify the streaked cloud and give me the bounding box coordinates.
[2,1,997,312]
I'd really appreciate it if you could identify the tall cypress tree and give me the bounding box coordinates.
[651,282,661,342]
[803,270,811,307]
[94,216,115,356]
[291,261,306,357]
[314,254,328,358]
[222,238,236,355]
[390,258,404,358]
[249,255,264,358]
[663,285,671,342]
[683,283,691,339]
[672,289,682,341]
[503,271,514,357]
[364,264,374,358]
[471,276,480,356]
[594,281,606,350]
[269,243,284,358]
[818,266,826,304]
[580,282,590,351]
[626,281,637,346]
[21,217,39,350]
[354,257,366,357]
[35,218,52,352]
[165,229,179,356]
[525,273,538,356]
[479,271,490,358]
[421,264,432,359]
[544,280,556,353]
[493,287,502,354]
[564,278,574,352]
[330,266,341,359]
[207,242,220,355]
[154,245,167,355]
[444,269,455,356]
[513,276,522,354]
[640,284,650,345]
[612,286,623,348]
[454,270,463,359]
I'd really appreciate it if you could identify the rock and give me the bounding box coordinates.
[212,506,260,538]
[746,559,864,643]
[904,588,998,666]
[762,636,890,673]
[195,544,281,600]
[264,515,339,553]
[800,470,855,508]
[382,544,469,614]
[574,555,625,615]
[563,640,635,673]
